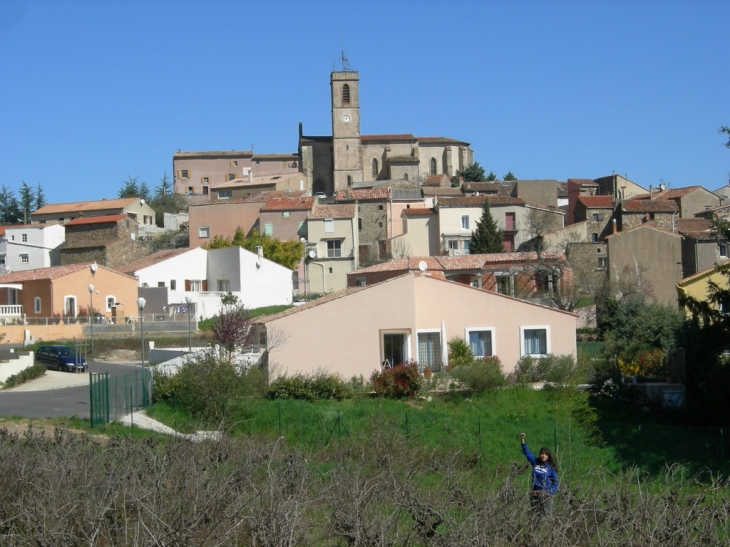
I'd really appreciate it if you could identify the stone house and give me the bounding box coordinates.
[304,203,358,293]
[573,195,616,241]
[619,199,678,232]
[334,187,390,264]
[633,185,722,218]
[677,218,729,277]
[59,214,149,269]
[32,197,156,227]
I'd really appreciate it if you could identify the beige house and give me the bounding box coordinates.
[256,273,577,379]
[32,198,156,227]
[606,225,683,306]
[305,204,358,293]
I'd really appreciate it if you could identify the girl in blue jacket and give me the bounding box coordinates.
[519,432,558,518]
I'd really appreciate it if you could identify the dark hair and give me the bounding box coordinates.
[539,446,559,471]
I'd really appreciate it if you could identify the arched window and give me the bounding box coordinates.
[404,173,409,181]
[347,175,352,186]
[34,296,41,314]
[342,84,350,105]
[372,159,379,178]
[64,296,77,317]
[430,158,437,175]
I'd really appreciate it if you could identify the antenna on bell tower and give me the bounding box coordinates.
[334,50,353,72]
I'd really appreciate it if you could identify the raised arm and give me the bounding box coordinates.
[520,433,536,466]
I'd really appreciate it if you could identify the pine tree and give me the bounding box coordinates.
[18,181,34,222]
[503,171,517,181]
[34,184,47,210]
[469,199,505,254]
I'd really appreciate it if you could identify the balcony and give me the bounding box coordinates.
[0,305,23,324]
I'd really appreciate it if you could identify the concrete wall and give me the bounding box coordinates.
[188,201,261,247]
[0,349,34,383]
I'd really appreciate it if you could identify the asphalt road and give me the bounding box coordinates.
[0,361,143,420]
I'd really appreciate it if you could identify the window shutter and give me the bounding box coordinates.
[202,280,208,291]
[177,170,181,179]
[185,280,191,291]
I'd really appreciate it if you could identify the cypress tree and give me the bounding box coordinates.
[470,199,505,254]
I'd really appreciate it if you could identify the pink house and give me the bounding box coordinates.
[256,272,577,379]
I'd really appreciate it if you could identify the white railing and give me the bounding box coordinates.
[0,305,23,317]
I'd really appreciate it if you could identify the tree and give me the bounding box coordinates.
[486,171,497,181]
[453,161,486,183]
[212,292,256,363]
[469,199,505,254]
[34,183,46,211]
[18,181,34,223]
[117,176,151,201]
[0,185,21,224]
[149,172,187,227]
[503,171,517,181]
[719,125,730,148]
[203,228,304,270]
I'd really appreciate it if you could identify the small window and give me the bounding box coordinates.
[447,240,458,250]
[170,280,176,290]
[202,186,209,195]
[467,330,493,357]
[34,296,41,314]
[283,211,290,218]
[233,160,238,166]
[324,218,334,233]
[218,190,232,199]
[22,234,28,242]
[106,296,116,311]
[461,215,470,230]
[327,240,342,258]
[592,213,604,221]
[342,84,350,105]
[264,223,273,236]
[358,218,362,231]
[218,279,230,292]
[199,226,210,238]
[496,274,513,295]
[597,257,608,270]
[430,158,437,175]
[157,282,165,288]
[181,169,189,178]
[417,332,443,370]
[228,173,235,181]
[0,254,5,265]
[522,327,549,356]
[372,159,378,178]
[190,280,202,291]
[20,254,29,263]
[463,241,471,254]
[355,277,367,287]
[187,187,193,195]
[202,176,209,183]
[719,242,728,258]
[591,233,598,242]
[347,175,353,186]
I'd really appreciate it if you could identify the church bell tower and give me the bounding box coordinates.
[331,52,362,191]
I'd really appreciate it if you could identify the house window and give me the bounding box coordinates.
[327,240,342,258]
[358,218,362,231]
[597,257,608,270]
[382,332,408,368]
[503,234,514,252]
[34,297,41,314]
[347,175,353,186]
[22,234,27,242]
[418,332,443,370]
[65,296,77,317]
[720,295,730,315]
[461,215,469,230]
[0,254,5,265]
[170,280,176,290]
[355,277,366,287]
[324,218,334,233]
[202,176,209,183]
[463,241,471,255]
[264,223,273,236]
[591,233,598,242]
[232,160,238,166]
[521,327,549,357]
[189,280,202,291]
[106,296,115,311]
[20,254,29,263]
[292,271,299,290]
[342,84,350,105]
[496,274,513,296]
[447,240,459,251]
[372,159,378,178]
[181,169,189,178]
[198,226,210,238]
[157,282,165,288]
[218,279,230,292]
[228,173,235,181]
[430,158,437,175]
[719,242,728,258]
[218,190,232,199]
[283,211,290,218]
[202,186,209,195]
[467,330,493,357]
[187,187,193,195]
[592,213,604,221]
[505,212,516,231]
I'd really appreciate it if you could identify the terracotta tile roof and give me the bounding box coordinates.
[416,136,470,145]
[116,248,193,276]
[350,257,443,274]
[423,187,463,197]
[622,199,678,213]
[402,208,435,216]
[678,259,730,286]
[0,263,135,282]
[577,195,615,208]
[64,214,129,226]
[251,153,299,161]
[188,198,250,208]
[567,178,595,186]
[308,204,356,219]
[657,186,702,199]
[247,191,308,204]
[464,181,515,194]
[260,196,314,212]
[335,187,390,201]
[437,195,525,207]
[212,172,303,190]
[173,150,253,158]
[33,198,139,215]
[676,218,714,237]
[423,174,451,187]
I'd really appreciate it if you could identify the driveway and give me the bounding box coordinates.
[0,361,144,419]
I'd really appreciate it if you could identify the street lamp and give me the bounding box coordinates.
[137,296,147,407]
[185,295,193,352]
[87,284,94,354]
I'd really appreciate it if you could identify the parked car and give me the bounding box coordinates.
[35,345,87,372]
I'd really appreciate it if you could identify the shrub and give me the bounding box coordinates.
[2,361,47,389]
[544,354,593,387]
[451,355,506,392]
[266,371,354,401]
[371,360,421,399]
[241,365,267,398]
[447,337,474,371]
[267,374,314,400]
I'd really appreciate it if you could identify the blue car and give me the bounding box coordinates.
[35,345,87,373]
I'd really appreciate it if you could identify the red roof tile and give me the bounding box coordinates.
[64,214,130,226]
[260,197,314,212]
[308,204,356,219]
[0,263,135,282]
[402,208,434,216]
[577,195,615,208]
[437,195,525,207]
[335,188,390,201]
[33,198,140,215]
[622,200,678,213]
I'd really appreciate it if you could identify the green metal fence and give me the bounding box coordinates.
[89,368,153,428]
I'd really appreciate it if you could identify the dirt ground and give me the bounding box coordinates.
[98,349,139,361]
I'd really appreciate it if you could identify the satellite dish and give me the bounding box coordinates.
[308,250,316,259]
[418,260,427,272]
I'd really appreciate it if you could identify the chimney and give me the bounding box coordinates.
[612,218,617,234]
[255,245,263,257]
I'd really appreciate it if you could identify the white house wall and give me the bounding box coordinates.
[0,224,65,272]
[134,247,208,289]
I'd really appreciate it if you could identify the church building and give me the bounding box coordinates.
[298,54,474,196]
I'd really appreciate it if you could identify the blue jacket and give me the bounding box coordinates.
[522,443,558,495]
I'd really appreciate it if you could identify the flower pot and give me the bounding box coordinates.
[423,369,433,378]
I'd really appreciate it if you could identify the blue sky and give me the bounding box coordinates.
[1,0,729,206]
